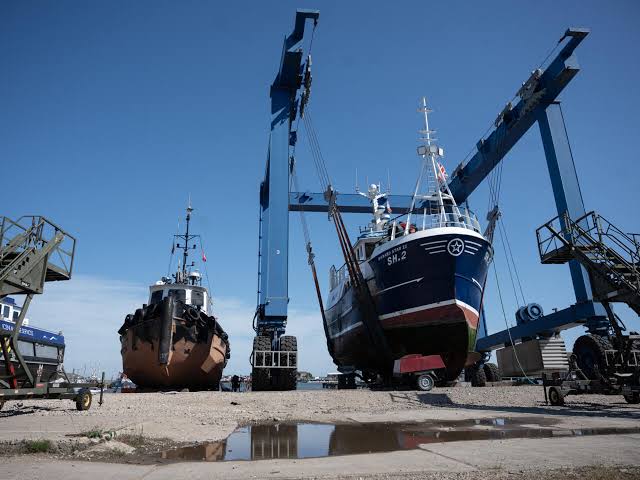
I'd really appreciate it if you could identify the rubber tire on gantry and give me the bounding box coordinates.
[337,373,356,390]
[278,335,297,391]
[466,365,487,387]
[548,387,565,406]
[416,373,435,392]
[573,334,612,380]
[252,336,271,391]
[0,398,5,411]
[623,392,640,404]
[75,390,92,411]
[483,362,501,383]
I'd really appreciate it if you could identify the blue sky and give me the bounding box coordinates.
[2,1,639,377]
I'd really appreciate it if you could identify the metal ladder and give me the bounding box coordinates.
[536,211,640,315]
[0,216,76,388]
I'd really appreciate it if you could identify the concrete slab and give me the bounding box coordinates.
[1,434,639,480]
[420,433,640,471]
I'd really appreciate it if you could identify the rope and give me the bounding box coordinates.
[166,219,180,278]
[291,168,312,247]
[498,218,527,305]
[497,219,522,308]
[491,260,535,384]
[198,236,214,311]
[303,112,332,191]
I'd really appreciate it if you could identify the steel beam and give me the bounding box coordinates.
[475,300,600,352]
[289,192,420,214]
[537,102,608,331]
[448,28,589,205]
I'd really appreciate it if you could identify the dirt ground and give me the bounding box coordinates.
[2,386,639,443]
[1,386,639,479]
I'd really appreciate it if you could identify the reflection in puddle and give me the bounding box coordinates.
[160,417,640,462]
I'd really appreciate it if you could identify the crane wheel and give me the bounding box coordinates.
[279,336,297,390]
[573,334,612,380]
[548,387,565,406]
[0,398,5,411]
[483,362,502,383]
[623,392,640,404]
[252,336,271,391]
[75,390,92,411]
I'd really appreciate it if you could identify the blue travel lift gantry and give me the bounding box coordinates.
[254,14,640,398]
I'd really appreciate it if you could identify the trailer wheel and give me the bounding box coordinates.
[623,392,640,404]
[417,374,435,392]
[76,390,92,411]
[483,362,501,382]
[465,365,487,387]
[548,387,565,406]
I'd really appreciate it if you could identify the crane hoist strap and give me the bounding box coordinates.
[330,205,393,368]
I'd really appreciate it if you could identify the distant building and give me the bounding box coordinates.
[297,371,313,382]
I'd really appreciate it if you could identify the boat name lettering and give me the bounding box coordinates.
[377,244,408,265]
[1,322,34,337]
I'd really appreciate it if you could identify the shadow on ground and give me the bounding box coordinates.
[387,390,640,420]
[0,404,59,419]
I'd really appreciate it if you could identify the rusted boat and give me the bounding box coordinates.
[118,204,229,390]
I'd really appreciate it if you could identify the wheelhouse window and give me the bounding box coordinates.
[2,305,9,318]
[35,343,58,360]
[12,310,19,321]
[365,243,376,258]
[168,289,186,303]
[191,290,205,308]
[17,340,35,357]
[150,290,163,305]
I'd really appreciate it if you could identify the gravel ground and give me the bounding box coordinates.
[0,388,638,478]
[325,465,640,479]
[1,386,638,443]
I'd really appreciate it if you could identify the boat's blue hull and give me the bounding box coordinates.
[324,229,492,380]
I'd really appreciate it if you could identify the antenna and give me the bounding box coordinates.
[387,169,391,194]
[418,96,436,146]
[355,168,359,193]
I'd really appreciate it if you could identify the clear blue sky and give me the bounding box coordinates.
[2,1,639,377]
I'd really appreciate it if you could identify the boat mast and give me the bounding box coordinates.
[174,200,196,284]
[406,97,461,233]
[182,203,192,280]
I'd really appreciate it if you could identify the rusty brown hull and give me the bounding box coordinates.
[119,296,229,390]
[121,329,227,389]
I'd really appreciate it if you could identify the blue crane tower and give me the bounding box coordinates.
[254,14,640,397]
[252,10,319,390]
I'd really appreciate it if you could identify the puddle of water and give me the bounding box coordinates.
[159,417,640,462]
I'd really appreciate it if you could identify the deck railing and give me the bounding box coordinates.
[0,216,76,282]
[329,205,481,289]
